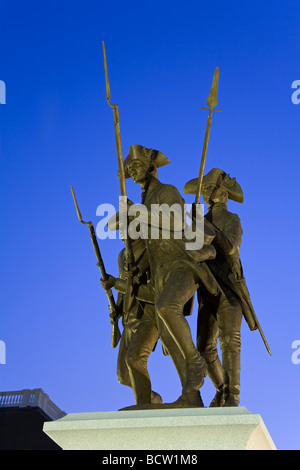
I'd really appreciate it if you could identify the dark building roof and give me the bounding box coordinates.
[0,388,66,450]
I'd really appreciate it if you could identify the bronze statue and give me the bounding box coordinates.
[184,168,271,406]
[70,44,271,410]
[101,44,221,407]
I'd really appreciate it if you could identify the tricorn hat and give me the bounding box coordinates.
[124,145,170,179]
[184,168,244,203]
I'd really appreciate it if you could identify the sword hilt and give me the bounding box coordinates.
[201,107,222,112]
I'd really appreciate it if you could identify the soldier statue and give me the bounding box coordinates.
[71,46,271,410]
[184,168,262,406]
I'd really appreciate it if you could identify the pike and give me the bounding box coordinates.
[194,69,271,355]
[102,41,135,315]
[70,184,121,348]
[195,67,221,205]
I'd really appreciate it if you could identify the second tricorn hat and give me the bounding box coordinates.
[124,145,171,179]
[184,168,244,203]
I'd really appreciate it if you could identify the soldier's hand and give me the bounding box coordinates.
[100,275,116,291]
[109,304,122,322]
[123,263,139,280]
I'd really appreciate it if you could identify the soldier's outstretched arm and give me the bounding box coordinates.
[100,275,154,304]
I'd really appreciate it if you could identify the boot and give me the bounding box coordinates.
[223,392,240,407]
[209,385,226,407]
[221,350,241,407]
[183,357,207,393]
[169,390,204,408]
[206,357,226,407]
[151,390,163,404]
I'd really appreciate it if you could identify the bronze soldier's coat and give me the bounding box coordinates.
[140,177,220,306]
[184,169,257,332]
[204,203,257,331]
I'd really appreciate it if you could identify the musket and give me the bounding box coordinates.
[195,67,221,205]
[102,41,135,315]
[70,184,121,348]
[249,306,272,356]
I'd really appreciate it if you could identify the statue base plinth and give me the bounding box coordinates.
[43,406,276,450]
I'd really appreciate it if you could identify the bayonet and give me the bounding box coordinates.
[102,41,134,315]
[71,184,121,348]
[102,41,126,196]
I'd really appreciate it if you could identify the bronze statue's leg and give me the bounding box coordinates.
[116,311,141,388]
[197,291,224,394]
[197,293,225,407]
[155,266,206,393]
[157,318,187,388]
[217,295,243,406]
[125,313,159,405]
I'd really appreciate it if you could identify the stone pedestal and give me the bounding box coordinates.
[43,406,276,450]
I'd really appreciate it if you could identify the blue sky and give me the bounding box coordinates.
[1,0,300,450]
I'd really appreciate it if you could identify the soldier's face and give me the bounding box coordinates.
[127,160,149,184]
[202,184,217,204]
